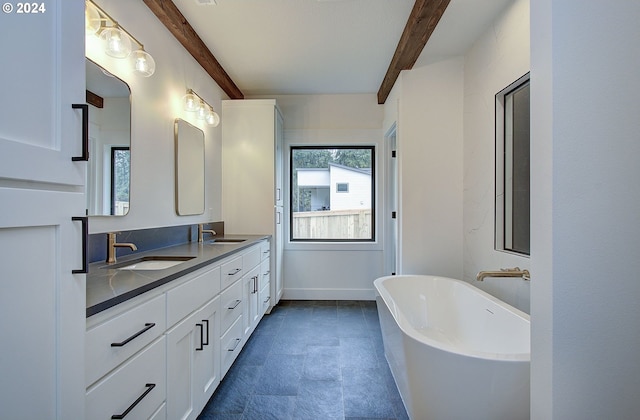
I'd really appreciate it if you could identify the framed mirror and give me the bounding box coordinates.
[86,59,131,216]
[174,118,205,215]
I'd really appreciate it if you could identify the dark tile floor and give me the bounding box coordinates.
[198,300,409,420]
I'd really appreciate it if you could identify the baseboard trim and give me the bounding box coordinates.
[282,288,375,301]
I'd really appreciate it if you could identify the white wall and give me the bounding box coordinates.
[383,58,464,279]
[531,0,640,418]
[462,0,531,312]
[87,0,226,233]
[257,94,385,300]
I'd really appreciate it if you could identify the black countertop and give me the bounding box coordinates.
[86,235,269,317]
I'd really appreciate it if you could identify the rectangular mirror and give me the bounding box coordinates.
[174,118,205,215]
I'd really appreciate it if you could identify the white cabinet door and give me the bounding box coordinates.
[194,296,221,409]
[275,108,284,207]
[242,266,260,338]
[0,0,86,186]
[275,209,284,303]
[0,190,86,419]
[166,296,220,420]
[221,100,276,234]
[0,1,86,419]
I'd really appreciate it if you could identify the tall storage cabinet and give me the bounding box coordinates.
[222,100,284,310]
[0,1,86,418]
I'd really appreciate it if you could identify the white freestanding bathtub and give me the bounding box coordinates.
[374,275,530,420]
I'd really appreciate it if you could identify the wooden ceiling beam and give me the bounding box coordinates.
[143,0,244,100]
[377,0,451,104]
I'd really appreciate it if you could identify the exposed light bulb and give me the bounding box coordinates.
[132,49,155,77]
[206,108,220,127]
[183,90,199,112]
[196,100,207,120]
[102,27,132,58]
[85,2,101,35]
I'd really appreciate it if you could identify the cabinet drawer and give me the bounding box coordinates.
[260,240,270,260]
[220,316,244,378]
[243,245,261,272]
[167,265,220,327]
[86,294,166,387]
[260,281,271,315]
[260,258,271,290]
[220,279,243,335]
[221,255,243,290]
[86,336,166,420]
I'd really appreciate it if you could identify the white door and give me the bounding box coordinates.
[385,124,399,275]
[0,1,86,419]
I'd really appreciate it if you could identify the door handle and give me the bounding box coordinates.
[71,216,88,274]
[72,104,89,161]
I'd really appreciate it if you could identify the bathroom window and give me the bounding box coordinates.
[496,74,530,255]
[290,146,375,241]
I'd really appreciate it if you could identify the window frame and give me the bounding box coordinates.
[336,182,349,193]
[495,73,530,256]
[110,146,130,216]
[289,145,376,243]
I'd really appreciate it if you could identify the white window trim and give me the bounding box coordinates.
[283,129,383,251]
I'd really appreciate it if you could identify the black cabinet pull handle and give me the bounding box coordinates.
[196,323,204,351]
[228,299,241,310]
[202,319,209,346]
[111,383,155,419]
[111,323,155,347]
[72,216,88,274]
[227,338,241,352]
[72,103,89,161]
[228,268,242,276]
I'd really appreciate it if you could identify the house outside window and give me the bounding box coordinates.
[291,146,374,241]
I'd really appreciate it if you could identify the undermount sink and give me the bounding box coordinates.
[207,239,246,244]
[107,256,195,271]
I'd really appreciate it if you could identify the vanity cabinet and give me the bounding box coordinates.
[222,100,284,312]
[85,240,271,419]
[0,1,86,418]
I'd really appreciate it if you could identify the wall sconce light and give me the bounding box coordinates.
[85,0,156,77]
[183,89,220,127]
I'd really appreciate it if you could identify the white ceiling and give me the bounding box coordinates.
[172,0,513,97]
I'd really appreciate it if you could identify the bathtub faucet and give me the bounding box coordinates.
[476,267,530,281]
